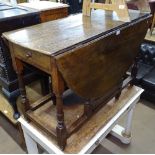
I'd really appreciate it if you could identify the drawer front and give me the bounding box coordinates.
[13,45,51,74]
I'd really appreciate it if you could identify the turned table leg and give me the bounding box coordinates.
[131,57,139,86]
[56,95,67,150]
[115,81,123,100]
[14,58,30,118]
[52,62,67,150]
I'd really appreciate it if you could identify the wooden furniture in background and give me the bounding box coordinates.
[19,1,69,22]
[0,2,50,119]
[3,10,151,150]
[83,0,130,22]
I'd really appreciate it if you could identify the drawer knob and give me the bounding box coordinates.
[26,52,32,58]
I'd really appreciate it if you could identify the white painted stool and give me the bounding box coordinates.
[18,86,143,154]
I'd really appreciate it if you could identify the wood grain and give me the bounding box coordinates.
[56,17,150,99]
[3,10,149,56]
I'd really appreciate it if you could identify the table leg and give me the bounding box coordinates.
[122,105,135,140]
[131,59,138,79]
[52,63,67,150]
[131,57,139,86]
[115,82,123,100]
[22,125,39,154]
[14,58,30,118]
[110,104,136,144]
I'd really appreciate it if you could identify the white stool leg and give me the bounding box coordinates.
[122,106,135,138]
[22,125,39,154]
[110,104,136,144]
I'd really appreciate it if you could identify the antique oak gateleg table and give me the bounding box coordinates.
[3,10,151,150]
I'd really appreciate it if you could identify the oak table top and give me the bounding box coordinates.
[3,10,149,57]
[3,9,151,100]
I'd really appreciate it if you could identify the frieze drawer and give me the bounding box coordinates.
[13,45,51,74]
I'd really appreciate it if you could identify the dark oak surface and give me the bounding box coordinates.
[3,10,149,56]
[3,10,151,99]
